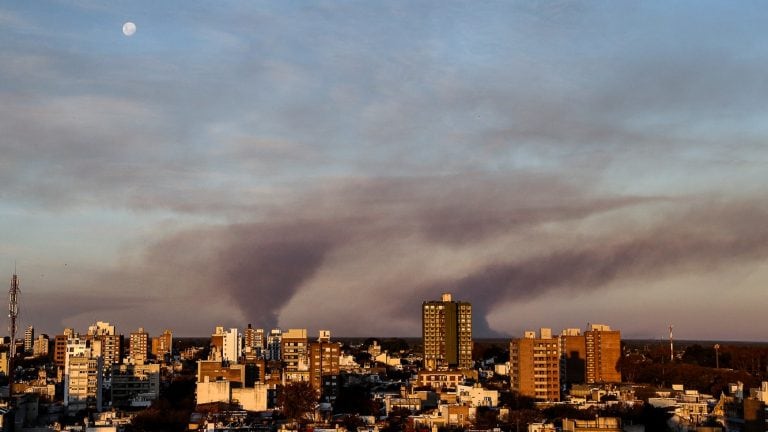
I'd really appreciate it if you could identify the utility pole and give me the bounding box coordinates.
[715,344,720,369]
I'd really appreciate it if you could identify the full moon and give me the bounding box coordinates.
[122,22,136,37]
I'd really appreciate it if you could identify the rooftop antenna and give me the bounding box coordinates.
[669,324,674,363]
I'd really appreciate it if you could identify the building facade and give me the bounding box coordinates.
[33,335,49,357]
[244,325,265,358]
[560,328,586,386]
[223,328,241,363]
[24,325,34,354]
[282,328,309,383]
[129,328,150,365]
[309,338,341,399]
[510,328,561,402]
[54,334,68,369]
[422,293,472,370]
[87,322,122,378]
[65,354,103,413]
[584,324,621,384]
[111,363,160,408]
[151,329,173,360]
[266,329,282,361]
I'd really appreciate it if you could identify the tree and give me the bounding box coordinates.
[278,381,319,422]
[334,384,379,415]
[381,338,410,353]
[128,377,196,432]
[504,409,544,431]
[354,351,373,365]
[474,407,499,429]
[382,407,412,432]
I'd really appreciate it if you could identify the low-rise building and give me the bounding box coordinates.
[529,423,557,432]
[197,360,245,384]
[111,363,161,408]
[562,417,622,432]
[195,377,269,411]
[416,370,468,389]
[456,384,498,407]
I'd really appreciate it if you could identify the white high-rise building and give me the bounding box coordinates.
[87,321,116,336]
[24,325,34,354]
[64,334,90,372]
[223,328,241,363]
[64,333,103,413]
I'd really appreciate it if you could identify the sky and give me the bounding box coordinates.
[2,1,768,340]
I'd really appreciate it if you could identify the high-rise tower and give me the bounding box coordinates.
[584,324,621,384]
[129,328,150,365]
[24,325,34,354]
[422,293,472,370]
[510,328,561,402]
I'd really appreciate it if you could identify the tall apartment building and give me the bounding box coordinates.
[129,328,150,365]
[510,328,561,402]
[66,355,103,413]
[87,321,122,376]
[309,331,340,399]
[24,325,34,354]
[223,328,241,363]
[558,324,622,386]
[422,293,473,370]
[54,334,69,368]
[64,334,90,371]
[584,324,621,384]
[244,325,265,358]
[267,329,282,361]
[33,335,49,357]
[560,328,586,386]
[151,329,173,360]
[92,335,122,375]
[64,333,103,413]
[281,329,309,383]
[211,326,226,360]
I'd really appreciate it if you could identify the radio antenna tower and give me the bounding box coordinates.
[669,324,674,363]
[9,269,19,396]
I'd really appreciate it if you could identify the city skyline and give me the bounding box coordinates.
[3,2,768,340]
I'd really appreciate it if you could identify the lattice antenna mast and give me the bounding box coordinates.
[9,271,19,374]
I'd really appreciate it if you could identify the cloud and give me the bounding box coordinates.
[24,168,768,337]
[39,173,673,335]
[421,199,768,336]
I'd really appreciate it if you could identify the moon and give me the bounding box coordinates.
[122,22,136,37]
